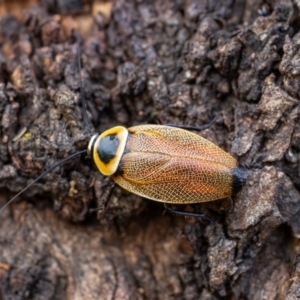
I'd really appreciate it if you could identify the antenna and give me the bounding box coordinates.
[75,33,93,136]
[1,34,93,213]
[0,150,87,214]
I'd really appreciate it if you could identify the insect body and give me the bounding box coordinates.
[88,125,246,205]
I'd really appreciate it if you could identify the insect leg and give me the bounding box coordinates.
[89,183,116,213]
[165,117,216,131]
[163,204,214,224]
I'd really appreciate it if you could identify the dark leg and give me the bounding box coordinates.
[164,204,214,224]
[165,117,216,132]
[89,183,116,213]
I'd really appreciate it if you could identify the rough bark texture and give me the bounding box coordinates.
[1,0,300,299]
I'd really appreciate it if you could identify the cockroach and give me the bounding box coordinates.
[1,36,247,222]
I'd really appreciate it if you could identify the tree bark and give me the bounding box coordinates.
[1,0,300,299]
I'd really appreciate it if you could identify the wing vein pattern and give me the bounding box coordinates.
[113,125,237,204]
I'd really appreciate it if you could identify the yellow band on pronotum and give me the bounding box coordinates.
[93,126,128,176]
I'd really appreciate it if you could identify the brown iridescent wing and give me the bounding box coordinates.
[112,125,238,204]
[127,125,237,168]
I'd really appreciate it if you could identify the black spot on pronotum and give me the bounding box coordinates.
[231,167,248,194]
[98,134,119,164]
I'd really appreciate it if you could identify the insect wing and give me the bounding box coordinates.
[126,125,237,169]
[112,125,237,204]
